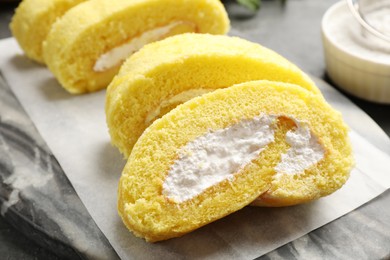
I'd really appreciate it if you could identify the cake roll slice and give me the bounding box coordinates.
[118,80,353,242]
[106,33,322,158]
[10,0,87,64]
[43,0,229,94]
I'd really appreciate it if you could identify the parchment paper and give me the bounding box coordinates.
[1,38,390,259]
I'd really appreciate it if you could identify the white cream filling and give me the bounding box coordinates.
[163,114,276,203]
[93,21,185,72]
[162,114,325,203]
[274,120,325,178]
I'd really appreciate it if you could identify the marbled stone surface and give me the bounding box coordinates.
[0,73,119,259]
[1,0,390,259]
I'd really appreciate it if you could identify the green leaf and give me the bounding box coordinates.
[236,0,261,11]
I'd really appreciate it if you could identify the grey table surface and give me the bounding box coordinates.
[1,0,390,259]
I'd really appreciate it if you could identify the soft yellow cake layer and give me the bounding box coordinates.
[43,0,229,94]
[118,80,353,241]
[106,33,322,158]
[10,0,86,63]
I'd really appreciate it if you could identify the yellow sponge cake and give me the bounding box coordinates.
[43,0,229,93]
[118,80,353,241]
[106,33,322,158]
[10,0,87,64]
